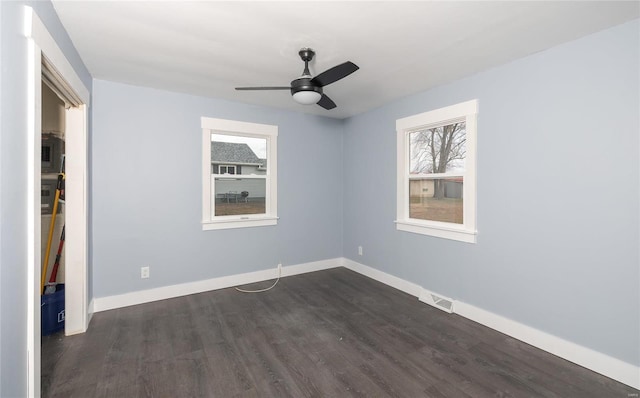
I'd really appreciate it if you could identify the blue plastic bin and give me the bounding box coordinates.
[41,284,65,336]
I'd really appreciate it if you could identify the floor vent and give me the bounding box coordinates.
[419,289,454,313]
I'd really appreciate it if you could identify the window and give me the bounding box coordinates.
[201,117,278,230]
[218,165,236,175]
[396,100,477,243]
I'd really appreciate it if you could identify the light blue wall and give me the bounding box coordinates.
[91,80,344,297]
[343,19,639,366]
[0,1,91,396]
[1,2,636,395]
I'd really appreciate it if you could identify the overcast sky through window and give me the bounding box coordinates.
[211,134,266,158]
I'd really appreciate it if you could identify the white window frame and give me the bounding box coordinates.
[395,99,478,243]
[218,165,236,175]
[202,117,278,230]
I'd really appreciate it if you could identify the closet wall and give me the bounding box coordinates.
[41,81,65,285]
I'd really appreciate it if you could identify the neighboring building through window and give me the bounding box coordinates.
[201,117,278,230]
[217,164,236,175]
[396,100,478,243]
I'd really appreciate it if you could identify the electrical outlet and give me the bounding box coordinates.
[358,246,363,256]
[141,266,150,279]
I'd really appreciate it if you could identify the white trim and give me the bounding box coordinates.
[201,117,278,230]
[88,257,639,388]
[25,7,91,396]
[342,258,422,297]
[64,105,89,335]
[344,259,640,390]
[25,29,41,398]
[279,258,341,277]
[88,298,94,319]
[218,165,236,175]
[24,8,89,105]
[202,122,212,222]
[202,216,278,230]
[395,100,478,243]
[213,174,266,180]
[93,258,341,312]
[396,100,478,131]
[202,117,275,135]
[202,218,278,231]
[395,220,476,243]
[455,301,640,390]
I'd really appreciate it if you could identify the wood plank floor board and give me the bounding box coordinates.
[231,335,306,397]
[42,268,638,397]
[494,336,630,394]
[94,357,141,398]
[301,335,423,397]
[467,342,573,398]
[205,341,255,394]
[404,338,501,397]
[43,332,108,397]
[470,340,632,398]
[327,364,384,397]
[251,277,501,397]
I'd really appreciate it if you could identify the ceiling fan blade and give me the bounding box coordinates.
[235,86,291,91]
[311,61,359,87]
[317,94,337,110]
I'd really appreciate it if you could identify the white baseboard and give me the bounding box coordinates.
[90,256,639,389]
[92,258,341,313]
[280,258,342,278]
[454,301,640,390]
[87,298,94,324]
[68,298,95,336]
[342,258,422,297]
[343,258,640,390]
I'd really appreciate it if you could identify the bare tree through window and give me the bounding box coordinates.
[407,121,466,224]
[410,122,466,199]
[396,99,477,241]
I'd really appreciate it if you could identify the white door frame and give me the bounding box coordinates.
[24,7,90,397]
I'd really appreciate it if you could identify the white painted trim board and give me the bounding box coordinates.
[93,258,341,313]
[455,300,640,390]
[341,258,422,297]
[343,258,640,390]
[92,257,639,389]
[25,6,91,396]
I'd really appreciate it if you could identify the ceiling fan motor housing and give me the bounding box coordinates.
[290,77,322,96]
[235,46,357,110]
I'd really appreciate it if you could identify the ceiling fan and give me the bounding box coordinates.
[235,48,359,110]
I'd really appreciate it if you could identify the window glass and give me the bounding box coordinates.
[395,100,477,243]
[211,134,268,217]
[202,117,277,230]
[409,177,463,224]
[213,178,266,216]
[409,122,466,174]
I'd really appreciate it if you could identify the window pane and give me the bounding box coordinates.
[214,178,266,216]
[211,134,267,176]
[219,165,235,175]
[409,178,463,224]
[409,121,466,174]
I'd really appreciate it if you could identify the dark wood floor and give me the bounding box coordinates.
[42,268,637,397]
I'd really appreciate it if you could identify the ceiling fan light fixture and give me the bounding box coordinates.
[235,47,359,110]
[292,90,322,105]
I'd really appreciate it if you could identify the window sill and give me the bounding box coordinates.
[395,219,476,243]
[202,216,278,231]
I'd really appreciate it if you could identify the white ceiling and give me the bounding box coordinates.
[52,1,639,119]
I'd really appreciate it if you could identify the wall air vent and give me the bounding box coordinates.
[419,288,454,314]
